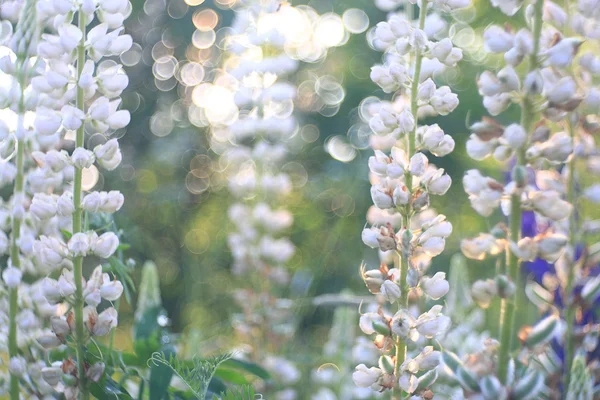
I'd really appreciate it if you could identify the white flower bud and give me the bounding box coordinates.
[398,109,415,133]
[398,373,418,394]
[37,333,62,349]
[524,70,543,95]
[391,309,416,339]
[42,366,63,386]
[393,184,410,206]
[359,312,388,335]
[82,192,103,213]
[430,86,459,115]
[87,307,118,336]
[416,305,450,338]
[68,232,90,257]
[545,38,583,68]
[409,153,428,177]
[483,26,514,53]
[472,279,497,308]
[421,236,445,257]
[71,147,95,169]
[530,191,572,221]
[381,280,401,303]
[61,105,85,130]
[35,108,62,136]
[371,184,394,209]
[30,193,57,220]
[352,364,382,388]
[421,272,449,300]
[547,77,577,104]
[92,232,119,258]
[418,78,436,102]
[50,316,71,335]
[9,357,26,377]
[100,279,123,301]
[2,266,22,288]
[57,192,75,216]
[536,233,567,262]
[94,139,122,170]
[503,123,527,149]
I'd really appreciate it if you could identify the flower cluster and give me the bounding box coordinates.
[0,0,132,397]
[451,0,599,398]
[353,1,468,398]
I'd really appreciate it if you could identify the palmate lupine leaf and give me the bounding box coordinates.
[148,352,234,399]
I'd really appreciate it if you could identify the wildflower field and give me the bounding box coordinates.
[0,0,599,398]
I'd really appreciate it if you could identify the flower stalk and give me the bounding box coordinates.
[72,9,89,399]
[496,0,544,383]
[392,3,429,399]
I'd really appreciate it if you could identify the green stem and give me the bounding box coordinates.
[497,0,544,384]
[391,3,428,399]
[563,118,577,392]
[73,9,90,400]
[8,59,28,400]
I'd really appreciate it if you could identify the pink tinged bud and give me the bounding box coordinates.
[371,184,394,209]
[89,307,118,336]
[93,232,119,258]
[68,232,90,257]
[87,362,105,383]
[50,316,71,335]
[381,280,401,303]
[393,184,410,206]
[368,151,389,176]
[2,266,22,288]
[545,38,583,68]
[422,272,449,300]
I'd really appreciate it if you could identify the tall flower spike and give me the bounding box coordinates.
[455,0,597,397]
[27,0,132,398]
[2,1,39,398]
[355,0,467,398]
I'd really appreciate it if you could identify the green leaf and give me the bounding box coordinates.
[213,367,249,385]
[221,359,270,380]
[107,256,136,304]
[149,344,175,400]
[90,375,132,400]
[60,229,73,240]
